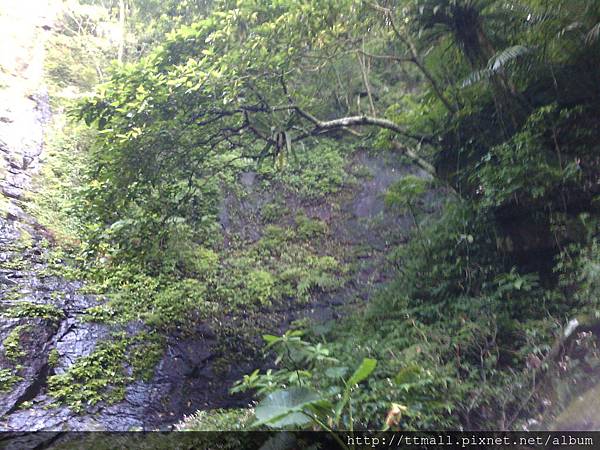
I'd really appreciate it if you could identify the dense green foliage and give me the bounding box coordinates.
[30,0,600,433]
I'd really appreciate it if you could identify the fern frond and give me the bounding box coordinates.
[461,45,532,88]
[461,69,492,87]
[585,22,600,45]
[488,45,532,71]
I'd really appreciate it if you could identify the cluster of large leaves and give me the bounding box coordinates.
[253,356,378,430]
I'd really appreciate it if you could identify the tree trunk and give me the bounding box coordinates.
[118,0,125,64]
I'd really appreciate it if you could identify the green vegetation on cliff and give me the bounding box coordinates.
[27,0,600,433]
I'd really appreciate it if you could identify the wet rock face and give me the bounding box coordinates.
[0,0,145,431]
[0,317,57,417]
[0,0,253,431]
[0,218,113,431]
[0,184,245,431]
[0,221,225,431]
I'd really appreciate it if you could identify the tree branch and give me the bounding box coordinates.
[187,93,437,177]
[370,1,457,114]
[291,106,429,143]
[357,50,413,63]
[390,141,436,176]
[289,106,437,176]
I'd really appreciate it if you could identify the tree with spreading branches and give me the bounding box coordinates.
[77,0,600,266]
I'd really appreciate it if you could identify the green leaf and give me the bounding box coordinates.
[263,334,280,346]
[254,387,321,428]
[347,358,377,386]
[461,68,492,87]
[462,45,532,87]
[488,45,532,71]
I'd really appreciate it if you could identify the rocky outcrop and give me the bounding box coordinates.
[0,0,143,431]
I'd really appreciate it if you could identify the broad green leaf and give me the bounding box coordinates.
[263,334,280,345]
[254,387,321,428]
[347,358,377,386]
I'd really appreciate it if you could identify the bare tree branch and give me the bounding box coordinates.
[187,81,437,177]
[358,38,377,115]
[370,1,457,114]
[289,106,436,176]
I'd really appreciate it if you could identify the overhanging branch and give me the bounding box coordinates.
[289,106,437,177]
[188,100,437,177]
[390,141,436,176]
[290,106,430,143]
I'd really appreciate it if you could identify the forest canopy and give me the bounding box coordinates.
[78,0,600,270]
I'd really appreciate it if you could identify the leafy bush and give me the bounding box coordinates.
[261,202,289,223]
[48,349,60,368]
[244,270,275,306]
[295,214,328,240]
[177,409,254,431]
[258,225,294,255]
[233,331,379,434]
[474,105,582,211]
[48,337,131,412]
[267,143,348,200]
[2,303,65,322]
[0,369,22,392]
[181,245,219,280]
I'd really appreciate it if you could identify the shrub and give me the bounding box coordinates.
[295,214,328,240]
[244,270,275,306]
